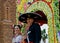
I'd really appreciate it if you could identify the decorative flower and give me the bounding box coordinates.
[24,3,27,11]
[17,0,20,4]
[28,2,31,5]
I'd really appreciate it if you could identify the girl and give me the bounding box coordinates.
[12,25,23,43]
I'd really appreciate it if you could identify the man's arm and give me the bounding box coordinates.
[34,23,41,43]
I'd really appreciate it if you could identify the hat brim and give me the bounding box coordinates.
[19,13,42,23]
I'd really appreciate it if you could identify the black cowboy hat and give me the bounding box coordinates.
[18,13,42,23]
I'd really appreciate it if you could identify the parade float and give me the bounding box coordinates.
[16,0,59,43]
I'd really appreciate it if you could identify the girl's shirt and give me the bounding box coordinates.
[12,35,22,43]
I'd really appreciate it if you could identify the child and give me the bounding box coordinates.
[12,25,23,43]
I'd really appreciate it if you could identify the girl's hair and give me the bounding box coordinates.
[14,25,22,29]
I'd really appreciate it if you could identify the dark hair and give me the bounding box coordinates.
[14,25,22,30]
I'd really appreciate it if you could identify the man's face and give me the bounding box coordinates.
[27,18,34,24]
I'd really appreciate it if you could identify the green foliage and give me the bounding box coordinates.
[41,29,48,40]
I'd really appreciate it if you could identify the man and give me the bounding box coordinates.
[26,18,41,43]
[19,13,42,43]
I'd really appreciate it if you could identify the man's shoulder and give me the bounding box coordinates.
[32,23,39,26]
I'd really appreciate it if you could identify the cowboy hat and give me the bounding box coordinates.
[18,13,42,23]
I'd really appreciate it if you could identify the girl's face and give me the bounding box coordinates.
[14,26,20,34]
